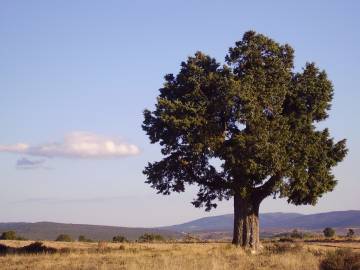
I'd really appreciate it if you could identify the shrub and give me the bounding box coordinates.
[112,235,128,243]
[55,234,73,242]
[182,233,201,243]
[346,229,355,238]
[78,235,93,242]
[320,248,360,270]
[266,242,303,254]
[138,233,165,242]
[0,231,16,240]
[278,237,295,242]
[0,243,13,255]
[290,229,303,239]
[323,227,336,238]
[0,231,27,241]
[19,242,57,254]
[0,242,57,255]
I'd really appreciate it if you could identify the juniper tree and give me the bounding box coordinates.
[142,31,347,249]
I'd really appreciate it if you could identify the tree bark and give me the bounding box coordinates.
[232,192,260,250]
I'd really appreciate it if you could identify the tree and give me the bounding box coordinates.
[112,235,128,243]
[55,234,73,242]
[142,31,347,250]
[78,235,93,242]
[138,233,165,242]
[290,229,303,239]
[0,231,26,241]
[346,229,355,238]
[78,235,86,242]
[323,227,336,238]
[0,231,17,240]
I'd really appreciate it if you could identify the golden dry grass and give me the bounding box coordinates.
[0,240,359,270]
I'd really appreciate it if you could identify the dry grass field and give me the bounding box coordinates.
[0,239,359,270]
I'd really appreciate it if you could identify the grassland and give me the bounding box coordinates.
[0,239,359,270]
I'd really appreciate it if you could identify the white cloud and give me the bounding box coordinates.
[0,143,29,153]
[0,132,140,159]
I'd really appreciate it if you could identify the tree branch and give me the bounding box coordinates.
[254,174,282,202]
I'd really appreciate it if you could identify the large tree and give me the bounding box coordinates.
[142,31,347,249]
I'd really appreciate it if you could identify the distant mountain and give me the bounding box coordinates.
[1,211,359,241]
[165,210,360,233]
[0,222,180,241]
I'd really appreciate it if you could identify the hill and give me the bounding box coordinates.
[1,210,359,240]
[165,210,360,233]
[0,222,180,241]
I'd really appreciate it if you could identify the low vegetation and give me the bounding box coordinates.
[0,238,359,270]
[320,248,360,270]
[55,234,73,242]
[112,235,128,243]
[0,231,26,241]
[347,229,355,238]
[323,228,336,238]
[274,229,319,241]
[78,235,93,242]
[138,233,166,242]
[0,241,58,255]
[182,233,201,243]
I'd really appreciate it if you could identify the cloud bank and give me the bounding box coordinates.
[16,157,46,169]
[0,132,140,159]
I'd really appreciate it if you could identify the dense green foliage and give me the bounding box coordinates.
[0,231,26,240]
[323,227,336,238]
[0,231,17,240]
[138,233,165,242]
[55,234,73,242]
[142,31,347,211]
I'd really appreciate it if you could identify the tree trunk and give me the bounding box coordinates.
[232,192,260,250]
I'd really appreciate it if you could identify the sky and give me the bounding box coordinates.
[0,0,359,227]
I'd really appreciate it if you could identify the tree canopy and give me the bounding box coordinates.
[142,31,347,248]
[143,31,347,210]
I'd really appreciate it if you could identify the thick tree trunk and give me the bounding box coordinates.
[232,192,260,250]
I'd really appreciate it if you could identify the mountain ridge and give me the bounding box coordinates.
[164,210,360,233]
[1,210,359,240]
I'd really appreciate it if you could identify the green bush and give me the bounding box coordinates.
[323,227,336,238]
[112,235,128,243]
[0,231,26,240]
[0,231,17,240]
[138,233,165,242]
[320,248,360,270]
[78,235,93,242]
[55,234,73,242]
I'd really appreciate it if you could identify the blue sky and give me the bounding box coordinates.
[0,0,359,227]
